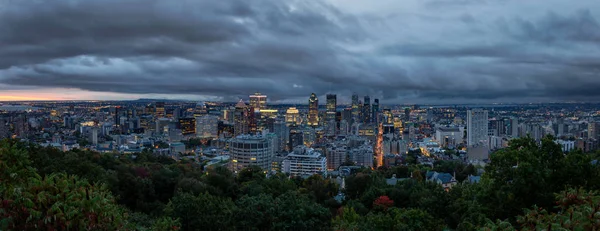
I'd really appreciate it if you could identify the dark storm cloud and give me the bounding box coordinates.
[0,0,599,103]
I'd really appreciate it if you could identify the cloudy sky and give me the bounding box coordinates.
[0,0,599,104]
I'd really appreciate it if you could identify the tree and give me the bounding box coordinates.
[0,140,131,231]
[165,192,237,231]
[344,173,372,199]
[358,208,444,231]
[235,194,276,231]
[373,195,394,211]
[271,192,331,231]
[301,174,338,203]
[483,189,600,231]
[332,207,361,231]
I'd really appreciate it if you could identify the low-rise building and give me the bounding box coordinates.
[426,171,457,191]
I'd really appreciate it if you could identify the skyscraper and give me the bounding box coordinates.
[114,106,121,127]
[326,94,337,120]
[363,96,371,123]
[308,93,319,126]
[467,109,489,147]
[351,94,359,123]
[234,99,249,136]
[249,92,267,111]
[326,94,336,123]
[285,107,301,126]
[372,99,379,123]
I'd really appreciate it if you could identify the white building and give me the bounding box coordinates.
[556,139,575,152]
[435,126,463,148]
[283,146,327,176]
[467,109,488,147]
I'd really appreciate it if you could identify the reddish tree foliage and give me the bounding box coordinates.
[373,195,394,210]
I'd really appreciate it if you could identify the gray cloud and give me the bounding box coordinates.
[0,0,599,103]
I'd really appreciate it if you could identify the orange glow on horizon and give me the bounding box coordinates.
[0,95,54,101]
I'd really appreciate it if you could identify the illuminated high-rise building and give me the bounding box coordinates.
[234,100,249,136]
[363,96,370,123]
[383,108,393,124]
[326,94,336,122]
[155,102,165,118]
[285,107,301,126]
[249,92,267,111]
[178,118,196,136]
[308,93,319,126]
[326,94,337,120]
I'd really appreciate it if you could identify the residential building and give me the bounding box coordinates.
[282,146,327,176]
[467,109,488,147]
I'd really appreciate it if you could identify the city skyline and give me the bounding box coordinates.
[1,0,600,104]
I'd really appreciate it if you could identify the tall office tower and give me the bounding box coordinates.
[178,118,196,136]
[285,107,301,126]
[363,96,371,123]
[308,93,319,126]
[326,94,337,122]
[467,109,489,147]
[249,92,267,111]
[273,118,289,152]
[155,102,165,118]
[372,99,380,123]
[234,100,249,136]
[404,108,411,121]
[351,94,359,123]
[229,134,274,172]
[247,106,257,134]
[326,94,337,130]
[114,106,121,127]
